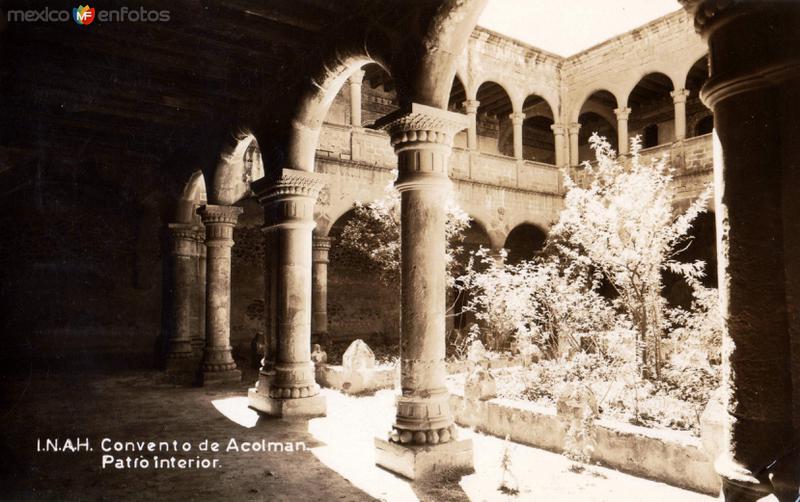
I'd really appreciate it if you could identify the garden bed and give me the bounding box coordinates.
[446,373,720,495]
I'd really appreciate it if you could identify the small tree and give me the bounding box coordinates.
[551,134,710,380]
[457,250,618,354]
[338,171,470,286]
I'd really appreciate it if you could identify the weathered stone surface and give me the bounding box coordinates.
[449,393,720,495]
[342,339,375,370]
[311,344,328,366]
[699,387,724,463]
[464,366,496,401]
[375,437,474,480]
[466,339,487,364]
[556,383,598,421]
[248,387,326,418]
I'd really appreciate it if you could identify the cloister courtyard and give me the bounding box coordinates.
[2,0,799,501]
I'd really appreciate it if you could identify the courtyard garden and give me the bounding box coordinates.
[337,134,721,441]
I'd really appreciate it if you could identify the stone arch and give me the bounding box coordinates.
[326,206,399,343]
[208,133,263,205]
[521,93,555,164]
[625,72,675,148]
[685,54,712,138]
[357,63,400,127]
[448,74,469,148]
[622,70,678,106]
[475,81,515,156]
[577,90,619,163]
[570,87,624,123]
[448,74,468,113]
[281,0,486,175]
[503,223,547,265]
[175,171,207,224]
[665,210,718,307]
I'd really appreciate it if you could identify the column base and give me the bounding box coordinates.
[164,357,198,383]
[375,437,474,480]
[248,387,326,418]
[716,455,774,502]
[199,368,242,386]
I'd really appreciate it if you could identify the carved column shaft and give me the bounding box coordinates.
[311,236,332,341]
[165,223,199,363]
[551,123,566,167]
[510,112,525,160]
[568,123,581,166]
[249,169,327,417]
[197,204,243,384]
[614,107,631,155]
[378,103,470,444]
[350,70,365,128]
[463,99,479,151]
[681,0,800,499]
[190,226,206,356]
[672,89,690,141]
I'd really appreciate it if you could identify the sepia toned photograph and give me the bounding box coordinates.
[1,0,798,500]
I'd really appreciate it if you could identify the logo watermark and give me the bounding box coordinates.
[6,5,170,24]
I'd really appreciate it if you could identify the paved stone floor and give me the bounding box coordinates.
[1,367,717,501]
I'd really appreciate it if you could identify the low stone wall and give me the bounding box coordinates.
[449,393,720,495]
[445,356,522,374]
[316,364,397,395]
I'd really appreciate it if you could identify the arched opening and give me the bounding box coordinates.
[322,62,398,129]
[664,211,718,307]
[504,223,547,265]
[685,55,712,138]
[476,81,514,156]
[577,90,618,162]
[448,76,468,149]
[627,72,674,148]
[695,115,714,136]
[521,94,555,164]
[326,208,399,349]
[360,63,399,126]
[450,219,494,337]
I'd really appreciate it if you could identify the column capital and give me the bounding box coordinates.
[252,169,326,229]
[375,102,470,149]
[509,111,526,125]
[614,107,631,120]
[550,123,566,135]
[252,168,326,203]
[312,235,332,264]
[168,223,201,257]
[349,69,365,85]
[671,88,690,103]
[567,122,581,134]
[463,99,479,114]
[197,205,243,226]
[679,0,752,35]
[312,235,332,251]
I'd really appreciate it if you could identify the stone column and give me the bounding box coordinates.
[349,69,365,128]
[311,235,332,345]
[463,99,479,151]
[671,89,690,141]
[373,103,473,480]
[248,169,327,418]
[614,107,631,155]
[510,112,526,160]
[190,226,206,357]
[164,223,199,370]
[551,123,566,167]
[197,205,243,385]
[681,1,800,499]
[568,122,581,166]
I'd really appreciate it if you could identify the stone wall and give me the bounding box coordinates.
[561,10,707,123]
